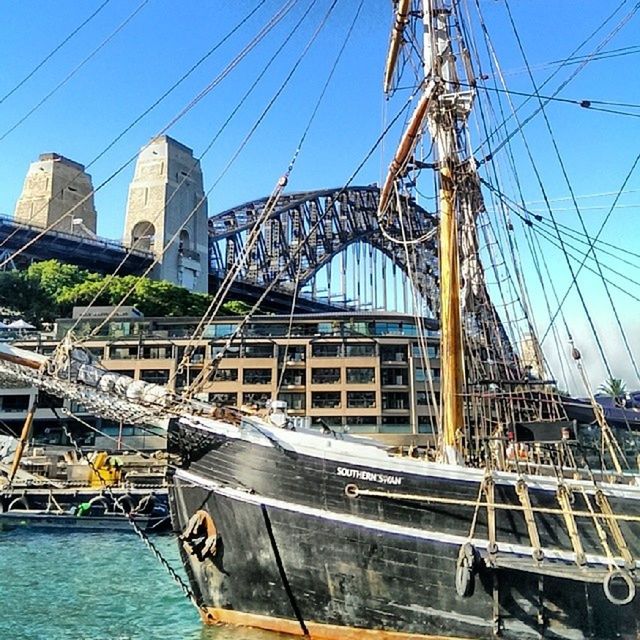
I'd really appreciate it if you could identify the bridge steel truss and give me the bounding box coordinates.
[207,186,439,309]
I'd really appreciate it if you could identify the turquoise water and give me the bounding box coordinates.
[0,529,286,640]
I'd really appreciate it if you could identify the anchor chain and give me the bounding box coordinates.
[59,420,204,613]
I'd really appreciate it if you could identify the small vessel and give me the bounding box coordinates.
[0,1,639,638]
[564,393,640,432]
[1,427,171,532]
[0,506,169,533]
[0,485,170,532]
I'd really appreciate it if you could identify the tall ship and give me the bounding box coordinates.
[1,1,640,638]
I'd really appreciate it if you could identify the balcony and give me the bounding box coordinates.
[311,392,341,409]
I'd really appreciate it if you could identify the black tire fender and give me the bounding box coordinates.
[455,543,477,598]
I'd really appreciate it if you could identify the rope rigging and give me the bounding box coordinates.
[177,96,415,400]
[481,178,640,296]
[0,0,268,256]
[0,0,150,144]
[79,0,343,342]
[468,82,640,120]
[503,0,637,384]
[180,0,367,397]
[68,0,313,336]
[0,0,113,106]
[473,0,640,163]
[0,0,294,268]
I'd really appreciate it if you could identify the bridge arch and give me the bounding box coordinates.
[208,186,439,310]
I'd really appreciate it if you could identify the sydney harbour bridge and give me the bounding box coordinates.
[0,185,439,314]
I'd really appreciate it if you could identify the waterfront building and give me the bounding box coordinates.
[2,312,441,448]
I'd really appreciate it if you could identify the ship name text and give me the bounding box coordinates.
[336,466,402,485]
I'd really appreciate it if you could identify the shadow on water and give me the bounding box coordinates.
[0,529,287,640]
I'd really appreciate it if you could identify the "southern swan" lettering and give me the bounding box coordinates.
[336,466,402,485]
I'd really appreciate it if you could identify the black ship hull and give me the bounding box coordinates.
[168,416,640,639]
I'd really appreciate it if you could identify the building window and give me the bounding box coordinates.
[277,392,306,410]
[241,343,274,358]
[382,392,409,410]
[380,345,407,362]
[381,368,408,386]
[347,391,376,409]
[416,367,440,382]
[290,323,318,337]
[311,343,342,358]
[381,416,411,433]
[345,416,378,432]
[209,392,237,406]
[242,392,270,408]
[278,345,306,362]
[183,346,206,364]
[311,368,341,384]
[345,343,376,357]
[245,323,288,337]
[108,346,138,360]
[417,391,440,406]
[139,369,170,385]
[203,323,238,338]
[213,368,238,382]
[210,344,239,359]
[280,370,305,386]
[311,392,341,409]
[346,367,375,384]
[243,368,272,385]
[0,395,31,412]
[413,343,440,359]
[141,345,172,359]
[418,415,436,433]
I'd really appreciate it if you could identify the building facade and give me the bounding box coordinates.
[6,312,441,447]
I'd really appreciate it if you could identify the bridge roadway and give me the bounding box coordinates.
[0,214,342,313]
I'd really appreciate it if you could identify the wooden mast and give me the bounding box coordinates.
[8,393,37,484]
[383,0,412,94]
[379,1,472,462]
[438,161,464,457]
[427,3,466,462]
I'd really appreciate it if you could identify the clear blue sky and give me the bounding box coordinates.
[0,0,639,391]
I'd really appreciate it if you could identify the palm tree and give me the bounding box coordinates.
[598,376,627,398]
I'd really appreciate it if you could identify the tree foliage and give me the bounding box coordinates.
[1,260,249,325]
[599,376,627,398]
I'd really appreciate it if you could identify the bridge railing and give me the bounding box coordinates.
[0,215,153,258]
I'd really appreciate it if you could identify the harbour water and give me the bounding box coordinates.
[0,528,286,640]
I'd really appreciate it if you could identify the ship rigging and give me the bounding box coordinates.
[1,0,640,638]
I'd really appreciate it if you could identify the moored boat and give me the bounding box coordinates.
[0,0,639,637]
[168,410,640,639]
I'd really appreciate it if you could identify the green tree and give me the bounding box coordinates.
[57,272,214,318]
[56,278,113,315]
[0,270,54,324]
[222,299,252,316]
[599,376,627,397]
[26,260,87,298]
[3,259,251,325]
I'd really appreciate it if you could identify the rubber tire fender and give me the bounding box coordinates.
[455,543,476,598]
